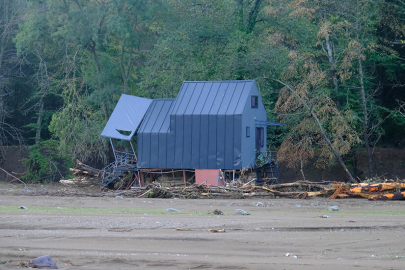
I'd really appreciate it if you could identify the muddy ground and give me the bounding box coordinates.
[0,182,404,269]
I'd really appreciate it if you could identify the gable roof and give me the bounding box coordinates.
[171,80,255,116]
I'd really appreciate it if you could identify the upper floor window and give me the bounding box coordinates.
[251,95,258,108]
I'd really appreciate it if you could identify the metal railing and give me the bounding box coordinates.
[255,150,278,185]
[114,151,136,167]
[255,150,277,168]
[102,151,137,186]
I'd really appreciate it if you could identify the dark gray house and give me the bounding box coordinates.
[101,80,281,186]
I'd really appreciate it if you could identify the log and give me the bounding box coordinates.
[267,182,328,191]
[350,183,405,194]
[69,168,99,177]
[369,191,405,201]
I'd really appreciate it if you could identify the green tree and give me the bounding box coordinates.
[0,0,27,147]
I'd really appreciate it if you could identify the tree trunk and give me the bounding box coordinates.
[0,0,10,68]
[35,98,44,144]
[357,56,374,177]
[321,14,339,103]
[236,0,244,32]
[276,80,356,183]
[119,42,130,94]
[300,159,306,181]
[246,0,261,34]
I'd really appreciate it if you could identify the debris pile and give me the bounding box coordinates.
[333,182,405,200]
[97,180,405,200]
[55,160,405,201]
[99,181,327,199]
[60,160,101,186]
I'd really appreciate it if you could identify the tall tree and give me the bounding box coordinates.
[0,0,26,147]
[275,54,359,182]
[264,0,402,178]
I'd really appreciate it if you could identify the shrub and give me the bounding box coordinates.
[22,140,73,183]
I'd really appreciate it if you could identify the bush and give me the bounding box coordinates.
[22,140,73,183]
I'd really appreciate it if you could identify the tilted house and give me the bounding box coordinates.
[101,80,281,186]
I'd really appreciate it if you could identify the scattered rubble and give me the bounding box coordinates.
[326,205,339,211]
[166,208,180,212]
[235,209,250,215]
[213,209,223,215]
[209,228,225,233]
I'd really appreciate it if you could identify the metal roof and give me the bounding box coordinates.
[171,81,254,116]
[101,94,152,140]
[137,99,175,169]
[138,99,174,133]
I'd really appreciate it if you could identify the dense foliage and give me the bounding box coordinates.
[1,0,404,182]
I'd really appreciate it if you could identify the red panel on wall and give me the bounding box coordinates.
[195,169,224,186]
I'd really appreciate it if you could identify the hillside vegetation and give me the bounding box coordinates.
[1,0,405,182]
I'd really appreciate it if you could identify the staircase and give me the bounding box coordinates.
[255,151,278,186]
[102,151,137,187]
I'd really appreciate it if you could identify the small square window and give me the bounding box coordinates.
[251,95,258,108]
[246,126,250,137]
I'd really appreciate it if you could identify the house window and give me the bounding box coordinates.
[246,126,250,137]
[251,95,258,108]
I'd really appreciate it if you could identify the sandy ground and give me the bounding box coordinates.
[0,184,405,269]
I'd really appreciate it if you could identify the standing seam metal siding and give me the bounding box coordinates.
[138,99,174,169]
[241,82,268,168]
[169,81,251,170]
[137,80,265,170]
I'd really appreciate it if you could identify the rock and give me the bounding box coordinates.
[256,202,264,207]
[326,205,339,211]
[19,206,28,210]
[32,255,58,269]
[235,209,249,215]
[213,209,223,215]
[115,196,124,199]
[322,215,331,218]
[285,253,297,258]
[296,204,301,208]
[166,208,180,212]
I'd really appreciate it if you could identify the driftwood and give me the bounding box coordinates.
[0,166,26,187]
[93,180,405,200]
[70,160,101,177]
[57,167,405,201]
[95,181,332,199]
[60,160,101,186]
[329,182,405,200]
